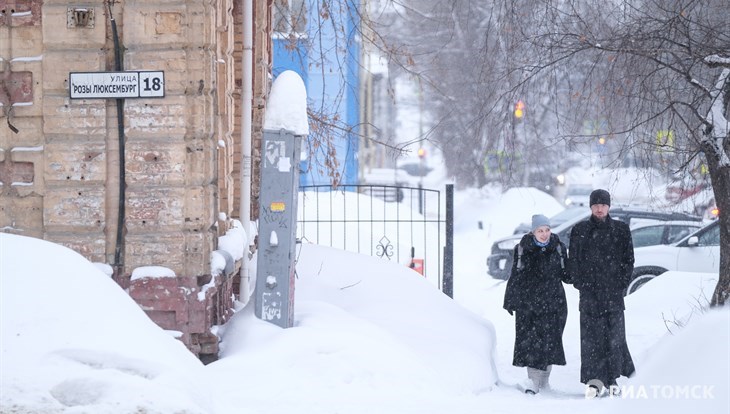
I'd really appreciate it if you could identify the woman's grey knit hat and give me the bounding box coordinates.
[531,214,551,231]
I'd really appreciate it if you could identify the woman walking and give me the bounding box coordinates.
[503,214,571,394]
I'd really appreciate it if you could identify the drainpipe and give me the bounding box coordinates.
[239,0,253,304]
[108,2,127,280]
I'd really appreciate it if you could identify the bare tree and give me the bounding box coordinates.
[378,0,572,188]
[503,0,730,305]
[377,0,729,304]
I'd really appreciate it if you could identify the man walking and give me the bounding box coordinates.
[568,189,635,397]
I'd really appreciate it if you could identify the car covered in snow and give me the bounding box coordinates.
[563,184,593,207]
[360,167,412,202]
[627,219,720,295]
[512,206,585,235]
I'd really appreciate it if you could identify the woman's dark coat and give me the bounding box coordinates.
[568,214,636,384]
[503,233,570,371]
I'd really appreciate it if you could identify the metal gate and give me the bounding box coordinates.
[297,184,453,296]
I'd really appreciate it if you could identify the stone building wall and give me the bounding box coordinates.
[0,0,271,359]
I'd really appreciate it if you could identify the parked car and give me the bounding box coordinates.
[629,220,704,248]
[627,219,720,295]
[398,162,433,178]
[487,208,703,280]
[362,167,411,186]
[664,177,709,203]
[513,207,585,235]
[671,185,716,220]
[360,168,410,202]
[563,184,593,207]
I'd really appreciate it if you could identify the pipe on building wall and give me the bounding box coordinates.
[108,2,127,278]
[239,0,253,304]
[358,25,369,177]
[2,14,20,134]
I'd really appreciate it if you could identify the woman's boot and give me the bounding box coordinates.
[523,368,541,394]
[539,365,552,390]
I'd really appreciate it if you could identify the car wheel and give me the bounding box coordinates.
[491,271,510,281]
[625,266,667,296]
[487,255,512,280]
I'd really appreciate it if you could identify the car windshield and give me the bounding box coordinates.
[552,210,590,233]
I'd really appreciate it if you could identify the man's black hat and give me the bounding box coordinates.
[589,189,611,206]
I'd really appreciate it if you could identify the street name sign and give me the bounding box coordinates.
[69,71,165,99]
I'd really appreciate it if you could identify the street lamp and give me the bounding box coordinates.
[417,147,426,182]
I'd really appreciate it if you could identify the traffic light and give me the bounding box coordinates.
[514,100,525,119]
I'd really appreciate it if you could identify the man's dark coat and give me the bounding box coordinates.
[568,214,636,385]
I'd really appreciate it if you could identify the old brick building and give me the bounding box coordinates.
[0,0,272,359]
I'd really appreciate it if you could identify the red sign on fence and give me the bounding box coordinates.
[409,259,424,276]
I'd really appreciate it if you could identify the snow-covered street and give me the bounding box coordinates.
[2,185,727,413]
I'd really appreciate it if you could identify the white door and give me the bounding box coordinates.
[675,223,720,273]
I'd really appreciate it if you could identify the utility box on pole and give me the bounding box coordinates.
[255,128,302,328]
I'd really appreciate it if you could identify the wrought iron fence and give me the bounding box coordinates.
[297,184,453,295]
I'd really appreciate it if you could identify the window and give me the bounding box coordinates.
[666,225,696,244]
[273,0,307,35]
[631,225,664,248]
[696,223,720,246]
